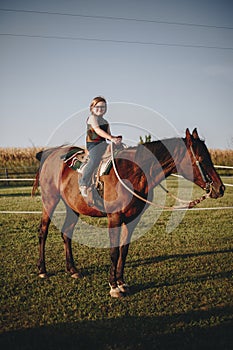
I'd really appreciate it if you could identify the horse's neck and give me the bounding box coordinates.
[138,138,186,188]
[111,139,186,193]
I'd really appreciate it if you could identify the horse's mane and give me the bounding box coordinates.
[136,137,186,166]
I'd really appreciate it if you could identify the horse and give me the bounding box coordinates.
[33,128,225,297]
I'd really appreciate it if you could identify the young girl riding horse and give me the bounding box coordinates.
[79,96,122,197]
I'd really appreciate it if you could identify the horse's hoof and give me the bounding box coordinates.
[109,284,124,298]
[117,283,130,294]
[39,273,47,279]
[109,288,124,298]
[71,272,81,279]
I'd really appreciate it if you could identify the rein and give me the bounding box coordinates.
[110,142,210,210]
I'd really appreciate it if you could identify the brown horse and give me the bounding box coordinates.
[34,128,224,297]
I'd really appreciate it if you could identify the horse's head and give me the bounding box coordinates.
[178,128,225,199]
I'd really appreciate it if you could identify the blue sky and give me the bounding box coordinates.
[1,0,233,149]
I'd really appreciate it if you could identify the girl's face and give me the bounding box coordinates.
[92,101,106,117]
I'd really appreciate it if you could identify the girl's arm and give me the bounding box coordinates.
[93,126,121,144]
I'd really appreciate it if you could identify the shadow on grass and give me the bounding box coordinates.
[82,248,233,279]
[130,269,233,295]
[1,307,232,350]
[128,248,233,268]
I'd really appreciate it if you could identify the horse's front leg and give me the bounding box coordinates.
[108,214,124,297]
[116,216,142,294]
[116,243,130,294]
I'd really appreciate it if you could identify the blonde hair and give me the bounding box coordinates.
[90,96,107,112]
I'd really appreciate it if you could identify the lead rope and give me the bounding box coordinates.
[110,142,209,210]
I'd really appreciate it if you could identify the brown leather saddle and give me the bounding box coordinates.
[61,144,124,208]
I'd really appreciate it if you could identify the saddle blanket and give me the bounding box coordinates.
[61,147,88,171]
[61,146,114,176]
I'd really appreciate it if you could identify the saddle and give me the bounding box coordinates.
[61,144,124,207]
[61,146,88,170]
[61,144,121,175]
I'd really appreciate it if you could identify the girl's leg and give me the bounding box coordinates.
[79,142,107,187]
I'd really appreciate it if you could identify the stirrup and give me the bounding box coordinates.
[79,186,88,198]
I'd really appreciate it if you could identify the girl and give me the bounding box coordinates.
[79,96,122,197]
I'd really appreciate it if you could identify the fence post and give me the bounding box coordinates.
[5,168,10,186]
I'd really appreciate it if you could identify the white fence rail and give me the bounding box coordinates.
[0,165,232,185]
[0,178,35,181]
[214,165,233,169]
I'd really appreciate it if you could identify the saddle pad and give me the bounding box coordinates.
[61,147,87,171]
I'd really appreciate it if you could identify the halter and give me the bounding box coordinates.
[110,142,211,210]
[189,145,213,193]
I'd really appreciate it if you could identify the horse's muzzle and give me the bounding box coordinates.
[209,184,225,198]
[219,184,225,196]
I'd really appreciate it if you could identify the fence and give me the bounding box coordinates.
[0,167,37,186]
[0,165,232,187]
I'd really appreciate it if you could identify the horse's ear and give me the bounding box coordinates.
[185,128,192,146]
[192,128,199,140]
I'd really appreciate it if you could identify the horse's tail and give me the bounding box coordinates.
[36,150,43,162]
[36,148,57,165]
[31,170,40,196]
[31,148,59,197]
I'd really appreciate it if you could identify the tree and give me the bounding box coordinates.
[139,134,152,144]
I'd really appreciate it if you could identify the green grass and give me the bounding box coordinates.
[0,179,233,349]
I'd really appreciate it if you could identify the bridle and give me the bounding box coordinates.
[110,142,211,210]
[189,144,213,194]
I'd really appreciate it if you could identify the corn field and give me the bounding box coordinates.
[209,149,233,166]
[0,147,43,168]
[0,147,232,176]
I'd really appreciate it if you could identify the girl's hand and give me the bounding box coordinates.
[111,136,122,145]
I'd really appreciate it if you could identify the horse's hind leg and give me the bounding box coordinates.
[61,206,80,278]
[38,208,52,278]
[38,194,60,278]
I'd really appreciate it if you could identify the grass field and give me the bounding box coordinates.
[0,178,233,350]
